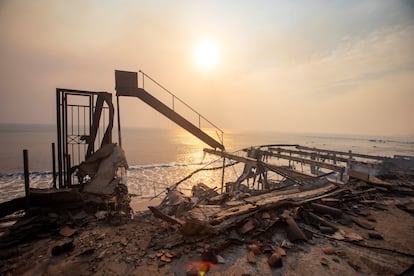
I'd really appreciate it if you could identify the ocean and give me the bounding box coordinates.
[1,123,413,203]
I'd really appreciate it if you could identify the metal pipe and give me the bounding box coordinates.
[63,93,68,186]
[66,154,72,187]
[56,89,63,189]
[23,149,30,209]
[140,70,225,134]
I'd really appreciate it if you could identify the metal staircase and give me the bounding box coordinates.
[115,70,225,150]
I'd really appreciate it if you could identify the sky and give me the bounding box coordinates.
[0,0,413,137]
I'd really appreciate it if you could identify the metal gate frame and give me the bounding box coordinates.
[56,88,114,188]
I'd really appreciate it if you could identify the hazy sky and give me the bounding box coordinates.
[0,0,413,136]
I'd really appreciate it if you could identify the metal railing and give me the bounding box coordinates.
[138,70,224,145]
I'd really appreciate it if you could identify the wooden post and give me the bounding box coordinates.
[23,149,30,209]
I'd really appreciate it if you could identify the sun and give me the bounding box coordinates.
[194,40,219,70]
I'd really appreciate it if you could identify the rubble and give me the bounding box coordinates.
[0,144,413,275]
[0,144,131,250]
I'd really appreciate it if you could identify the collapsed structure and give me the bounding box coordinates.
[1,70,413,275]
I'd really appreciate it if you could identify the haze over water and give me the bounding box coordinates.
[1,123,413,203]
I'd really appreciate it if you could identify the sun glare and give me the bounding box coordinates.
[194,41,219,70]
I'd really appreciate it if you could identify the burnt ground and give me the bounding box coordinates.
[1,193,413,276]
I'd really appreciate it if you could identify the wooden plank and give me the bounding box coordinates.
[255,184,336,206]
[203,148,257,165]
[261,150,345,173]
[187,205,223,222]
[210,183,337,224]
[204,148,318,184]
[243,188,301,204]
[348,169,370,182]
[296,145,388,160]
[266,147,350,163]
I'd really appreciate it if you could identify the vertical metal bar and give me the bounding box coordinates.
[71,105,74,137]
[52,143,56,189]
[83,105,86,160]
[56,89,63,189]
[90,94,94,154]
[67,154,72,186]
[221,156,226,194]
[77,105,80,166]
[71,143,74,182]
[23,149,30,209]
[63,93,68,187]
[116,96,122,147]
[70,104,74,170]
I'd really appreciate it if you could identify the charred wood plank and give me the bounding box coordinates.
[296,145,387,161]
[261,150,346,173]
[148,206,183,226]
[309,203,343,218]
[351,217,375,230]
[285,217,307,242]
[307,211,339,231]
[0,189,84,218]
[0,197,25,218]
[203,148,257,166]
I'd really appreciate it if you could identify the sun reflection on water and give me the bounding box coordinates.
[125,128,242,199]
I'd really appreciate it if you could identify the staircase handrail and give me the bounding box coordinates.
[138,70,224,144]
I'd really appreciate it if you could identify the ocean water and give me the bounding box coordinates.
[0,123,413,203]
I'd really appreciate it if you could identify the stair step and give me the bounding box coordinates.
[115,70,224,150]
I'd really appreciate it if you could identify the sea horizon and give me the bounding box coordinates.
[1,122,413,203]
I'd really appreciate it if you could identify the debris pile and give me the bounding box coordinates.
[1,145,414,275]
[145,169,414,274]
[0,144,132,252]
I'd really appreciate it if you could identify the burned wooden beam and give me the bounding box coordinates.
[307,211,339,231]
[266,147,383,169]
[0,189,84,218]
[204,148,319,185]
[203,148,257,166]
[0,197,25,218]
[260,149,346,173]
[296,145,388,161]
[148,206,183,226]
[309,203,343,218]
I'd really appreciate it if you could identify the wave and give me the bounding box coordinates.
[368,139,414,145]
[128,161,214,171]
[0,161,216,178]
[0,171,53,178]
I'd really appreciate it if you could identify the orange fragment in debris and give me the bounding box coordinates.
[248,244,261,255]
[276,247,286,256]
[322,246,336,255]
[160,255,172,263]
